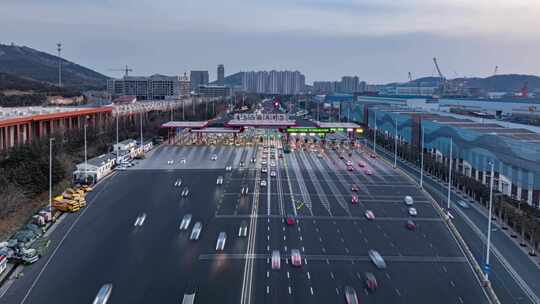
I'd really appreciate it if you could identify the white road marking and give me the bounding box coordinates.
[307,272,311,280]
[386,273,391,279]
[266,286,270,294]
[335,287,340,295]
[288,286,292,294]
[266,245,270,251]
[304,258,308,265]
[283,235,287,241]
[442,266,448,273]
[330,272,335,279]
[395,288,402,296]
[287,271,290,279]
[267,271,270,278]
[301,246,305,252]
[299,236,303,241]
[450,280,456,287]
[310,287,314,295]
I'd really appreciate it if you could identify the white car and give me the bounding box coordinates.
[174,179,182,187]
[238,220,248,237]
[216,232,227,251]
[365,210,375,220]
[261,161,267,166]
[261,167,268,173]
[211,154,217,161]
[190,222,202,240]
[271,250,281,270]
[408,207,418,216]
[270,161,276,167]
[167,160,174,165]
[368,249,386,269]
[270,171,276,177]
[216,176,224,185]
[404,195,414,206]
[181,187,190,197]
[179,214,192,230]
[180,158,186,164]
[260,180,267,187]
[133,213,146,227]
[225,166,232,171]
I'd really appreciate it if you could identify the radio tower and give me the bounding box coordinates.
[57,43,62,87]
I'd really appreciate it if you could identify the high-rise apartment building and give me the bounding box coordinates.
[178,73,190,97]
[241,70,305,95]
[341,76,360,93]
[190,70,209,92]
[217,64,225,85]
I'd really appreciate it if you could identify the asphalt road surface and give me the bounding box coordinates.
[0,132,491,304]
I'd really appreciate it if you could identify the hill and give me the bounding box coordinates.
[401,74,540,92]
[0,43,109,90]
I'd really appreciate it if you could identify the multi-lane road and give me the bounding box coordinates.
[0,129,492,303]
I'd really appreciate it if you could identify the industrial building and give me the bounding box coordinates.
[107,74,189,100]
[197,85,231,97]
[341,96,540,208]
[0,106,112,151]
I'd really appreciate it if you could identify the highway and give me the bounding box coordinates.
[0,112,492,303]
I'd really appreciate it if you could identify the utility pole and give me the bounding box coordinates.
[447,137,453,210]
[182,99,185,120]
[116,114,119,164]
[84,121,88,184]
[420,125,425,189]
[373,111,377,154]
[140,111,143,153]
[485,161,495,282]
[57,43,62,87]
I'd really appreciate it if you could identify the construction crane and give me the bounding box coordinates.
[109,65,133,78]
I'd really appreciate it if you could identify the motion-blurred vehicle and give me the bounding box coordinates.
[406,220,417,231]
[174,179,182,187]
[365,272,378,291]
[351,184,359,192]
[241,186,249,196]
[408,207,418,216]
[216,232,227,251]
[190,222,202,240]
[347,165,353,171]
[92,283,113,304]
[271,250,281,270]
[351,195,359,204]
[225,166,232,171]
[404,195,414,206]
[344,286,359,304]
[260,180,267,187]
[365,170,373,175]
[238,220,248,237]
[179,214,192,230]
[270,171,276,177]
[216,176,224,185]
[358,161,365,168]
[368,249,386,269]
[180,187,190,197]
[365,210,375,220]
[456,200,470,209]
[211,154,217,161]
[286,214,296,225]
[291,249,302,267]
[133,213,146,227]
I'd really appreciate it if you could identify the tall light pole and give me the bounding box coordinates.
[420,125,425,189]
[49,138,55,212]
[373,111,377,154]
[447,137,453,210]
[394,117,398,168]
[115,114,119,164]
[485,161,495,281]
[57,43,62,87]
[84,121,88,184]
[140,111,144,153]
[182,99,185,120]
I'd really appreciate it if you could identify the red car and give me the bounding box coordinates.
[286,215,296,225]
[406,220,417,231]
[365,272,378,290]
[291,249,302,267]
[351,185,359,192]
[365,170,373,175]
[358,161,365,168]
[351,195,359,204]
[347,165,353,172]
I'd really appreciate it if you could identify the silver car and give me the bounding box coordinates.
[216,232,227,251]
[368,249,387,269]
[179,214,192,230]
[92,284,113,304]
[190,222,202,240]
[238,220,248,237]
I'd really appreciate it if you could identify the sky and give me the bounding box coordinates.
[2,0,540,84]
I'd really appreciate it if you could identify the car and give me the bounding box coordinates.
[211,154,217,161]
[167,160,174,165]
[351,195,359,204]
[404,195,414,206]
[270,171,277,177]
[347,165,354,171]
[260,180,267,187]
[174,179,182,187]
[241,186,249,196]
[339,155,345,160]
[261,167,268,173]
[370,154,377,159]
[368,249,386,269]
[180,158,186,164]
[358,161,365,168]
[406,220,417,231]
[251,157,256,163]
[408,207,418,216]
[365,170,373,175]
[365,210,375,220]
[190,222,202,240]
[133,213,146,227]
[456,200,470,209]
[291,249,302,266]
[262,154,267,160]
[216,232,227,251]
[270,161,276,167]
[225,166,232,171]
[261,161,267,166]
[286,214,296,225]
[179,214,192,230]
[365,272,378,291]
[181,187,190,197]
[344,286,359,304]
[92,283,113,304]
[240,161,244,167]
[351,185,359,192]
[216,176,224,185]
[271,250,281,270]
[278,153,283,158]
[238,220,248,237]
[346,160,353,166]
[317,153,323,158]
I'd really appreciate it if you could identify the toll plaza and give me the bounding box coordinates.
[161,121,209,144]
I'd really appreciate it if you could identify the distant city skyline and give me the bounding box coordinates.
[2,0,540,83]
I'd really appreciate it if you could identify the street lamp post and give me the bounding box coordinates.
[140,111,143,154]
[394,117,398,168]
[447,137,453,210]
[84,122,88,184]
[485,161,495,281]
[373,111,377,154]
[49,138,54,212]
[116,114,119,164]
[420,125,425,189]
